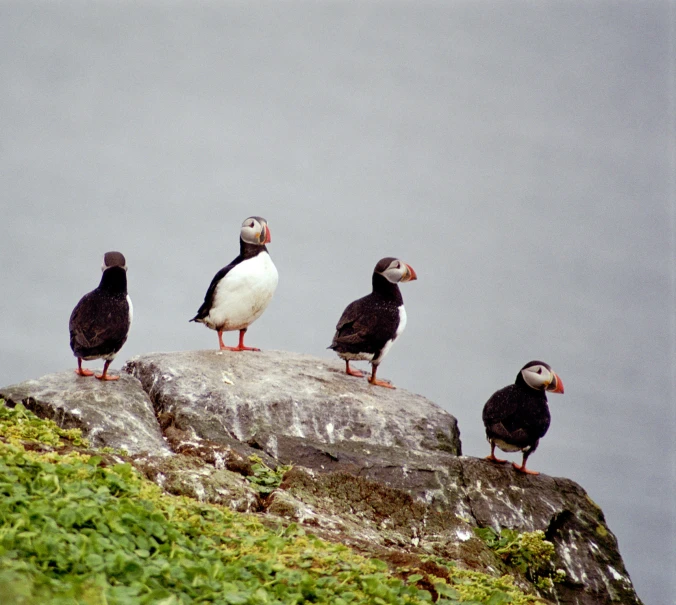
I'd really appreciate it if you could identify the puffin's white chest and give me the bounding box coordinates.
[374,304,407,364]
[208,252,278,331]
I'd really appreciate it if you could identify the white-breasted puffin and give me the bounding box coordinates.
[69,251,133,381]
[329,257,417,389]
[190,216,278,351]
[482,360,564,475]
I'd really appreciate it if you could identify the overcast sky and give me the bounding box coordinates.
[0,3,673,603]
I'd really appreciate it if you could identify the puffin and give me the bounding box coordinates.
[190,216,278,351]
[329,257,417,388]
[482,360,564,475]
[69,251,133,381]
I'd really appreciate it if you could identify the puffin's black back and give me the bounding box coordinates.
[482,381,551,449]
[329,260,404,357]
[191,238,269,322]
[69,266,130,358]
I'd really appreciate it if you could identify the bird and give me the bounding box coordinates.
[190,216,278,351]
[69,251,133,381]
[329,257,417,389]
[482,360,565,475]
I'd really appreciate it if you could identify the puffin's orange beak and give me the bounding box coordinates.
[404,264,417,281]
[263,226,271,244]
[547,373,564,394]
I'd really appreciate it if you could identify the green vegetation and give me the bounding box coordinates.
[247,455,292,497]
[0,402,88,448]
[0,402,545,604]
[474,527,565,590]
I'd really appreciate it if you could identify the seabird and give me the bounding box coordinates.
[482,360,564,474]
[329,257,417,388]
[190,216,278,351]
[69,251,133,381]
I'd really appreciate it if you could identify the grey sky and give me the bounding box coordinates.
[0,3,673,603]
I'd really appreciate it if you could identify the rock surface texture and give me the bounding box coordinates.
[0,350,642,605]
[0,371,169,455]
[124,350,462,456]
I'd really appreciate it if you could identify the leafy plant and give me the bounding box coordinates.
[0,402,88,447]
[0,400,548,605]
[247,454,291,496]
[474,527,565,589]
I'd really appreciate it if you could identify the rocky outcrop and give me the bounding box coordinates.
[123,350,461,456]
[0,350,642,605]
[0,371,169,456]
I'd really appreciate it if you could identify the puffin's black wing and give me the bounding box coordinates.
[482,385,518,426]
[190,256,242,322]
[330,295,399,355]
[69,291,130,358]
[482,385,551,448]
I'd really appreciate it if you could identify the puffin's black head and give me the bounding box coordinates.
[98,251,128,292]
[240,216,271,246]
[374,257,417,284]
[516,360,564,394]
[102,251,127,272]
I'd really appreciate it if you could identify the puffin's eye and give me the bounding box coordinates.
[536,367,542,374]
[249,222,255,228]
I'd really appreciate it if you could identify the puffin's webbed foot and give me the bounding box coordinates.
[95,360,119,381]
[512,462,540,475]
[485,454,508,464]
[345,361,365,377]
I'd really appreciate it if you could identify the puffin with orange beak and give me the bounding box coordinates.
[329,257,417,388]
[482,360,565,475]
[191,216,278,351]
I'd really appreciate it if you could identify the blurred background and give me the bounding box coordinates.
[0,3,672,603]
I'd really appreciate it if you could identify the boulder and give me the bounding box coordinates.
[0,371,170,456]
[123,349,461,455]
[0,350,643,604]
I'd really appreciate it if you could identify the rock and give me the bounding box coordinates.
[0,371,170,456]
[1,350,643,604]
[123,350,461,455]
[254,437,641,605]
[133,454,260,513]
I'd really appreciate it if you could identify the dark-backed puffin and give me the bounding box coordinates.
[482,360,564,475]
[329,257,417,389]
[69,251,133,381]
[190,216,278,351]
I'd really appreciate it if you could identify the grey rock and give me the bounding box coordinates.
[0,350,642,604]
[0,371,170,456]
[134,454,260,513]
[252,435,640,605]
[123,349,461,455]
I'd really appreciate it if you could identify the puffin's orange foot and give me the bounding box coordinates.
[75,368,95,377]
[95,373,120,381]
[368,376,396,389]
[485,454,508,464]
[346,367,365,378]
[219,345,260,352]
[512,462,539,475]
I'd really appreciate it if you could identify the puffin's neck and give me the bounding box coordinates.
[372,273,403,304]
[240,239,266,260]
[514,373,547,398]
[99,266,128,294]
